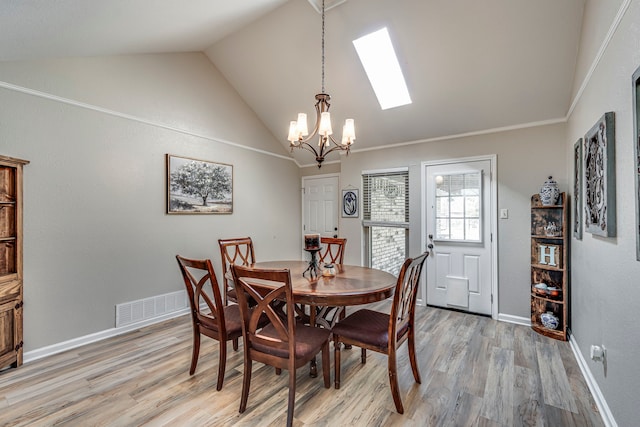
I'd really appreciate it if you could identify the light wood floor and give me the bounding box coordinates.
[0,303,603,426]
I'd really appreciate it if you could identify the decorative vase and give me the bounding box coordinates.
[540,311,559,330]
[540,176,560,206]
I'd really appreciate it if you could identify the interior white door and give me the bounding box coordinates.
[302,175,339,239]
[424,160,493,315]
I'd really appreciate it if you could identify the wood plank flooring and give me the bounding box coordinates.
[0,303,603,426]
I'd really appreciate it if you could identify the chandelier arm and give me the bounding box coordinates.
[293,94,326,145]
[296,141,322,158]
[320,140,351,158]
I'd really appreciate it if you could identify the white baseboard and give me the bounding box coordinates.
[498,313,531,326]
[23,308,190,364]
[569,334,617,427]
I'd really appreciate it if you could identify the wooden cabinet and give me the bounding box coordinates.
[530,192,569,341]
[0,155,28,369]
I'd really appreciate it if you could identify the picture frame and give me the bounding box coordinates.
[583,112,616,237]
[341,188,359,218]
[633,66,640,260]
[573,138,582,240]
[166,154,233,214]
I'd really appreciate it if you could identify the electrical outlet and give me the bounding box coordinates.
[590,344,606,362]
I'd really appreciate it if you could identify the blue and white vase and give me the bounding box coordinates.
[540,176,560,206]
[540,311,559,330]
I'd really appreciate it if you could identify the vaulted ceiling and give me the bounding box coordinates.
[0,0,585,166]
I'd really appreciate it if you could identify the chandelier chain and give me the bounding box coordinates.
[321,0,325,93]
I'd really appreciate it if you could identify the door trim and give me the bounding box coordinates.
[420,155,498,319]
[301,173,341,257]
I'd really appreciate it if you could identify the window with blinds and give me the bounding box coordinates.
[362,169,409,276]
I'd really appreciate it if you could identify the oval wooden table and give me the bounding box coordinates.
[247,260,397,377]
[251,260,397,307]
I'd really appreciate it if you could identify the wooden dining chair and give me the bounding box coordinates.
[176,255,244,391]
[316,236,348,327]
[332,251,429,414]
[318,236,346,264]
[232,264,331,427]
[218,237,256,305]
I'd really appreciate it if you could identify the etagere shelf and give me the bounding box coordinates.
[0,155,29,370]
[530,192,569,341]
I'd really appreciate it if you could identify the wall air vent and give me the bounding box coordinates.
[115,290,188,328]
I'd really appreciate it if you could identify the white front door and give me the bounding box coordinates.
[302,175,340,241]
[423,158,495,316]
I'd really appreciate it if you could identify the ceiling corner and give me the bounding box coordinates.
[306,0,348,14]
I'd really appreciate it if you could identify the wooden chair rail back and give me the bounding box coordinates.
[218,237,256,304]
[391,251,429,337]
[176,256,224,325]
[319,237,347,264]
[219,237,255,268]
[231,265,295,352]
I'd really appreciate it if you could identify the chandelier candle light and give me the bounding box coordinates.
[287,0,356,168]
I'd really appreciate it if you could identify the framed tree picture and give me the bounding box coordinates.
[342,188,359,218]
[573,138,582,240]
[583,112,616,237]
[166,154,233,214]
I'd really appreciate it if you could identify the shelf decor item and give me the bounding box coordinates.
[583,112,616,237]
[530,192,569,341]
[540,176,560,206]
[540,312,560,330]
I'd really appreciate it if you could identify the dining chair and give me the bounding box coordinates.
[318,236,346,264]
[218,237,256,305]
[176,255,244,391]
[232,264,331,427]
[332,251,429,414]
[316,236,348,327]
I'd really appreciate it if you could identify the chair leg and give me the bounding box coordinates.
[217,340,227,391]
[408,329,422,384]
[286,369,296,427]
[239,359,252,413]
[322,342,330,388]
[361,348,367,364]
[340,308,352,349]
[388,351,404,414]
[334,340,341,389]
[276,368,282,375]
[232,337,239,352]
[189,330,201,375]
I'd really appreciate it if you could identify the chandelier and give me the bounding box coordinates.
[287,0,356,168]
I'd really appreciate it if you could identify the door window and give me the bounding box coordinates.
[434,172,482,242]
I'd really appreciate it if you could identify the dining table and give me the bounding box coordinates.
[246,260,398,376]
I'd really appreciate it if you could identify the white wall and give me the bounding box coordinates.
[566,1,640,425]
[0,53,302,351]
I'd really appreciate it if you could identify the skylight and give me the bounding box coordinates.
[353,27,412,110]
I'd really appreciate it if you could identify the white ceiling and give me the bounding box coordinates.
[0,0,585,166]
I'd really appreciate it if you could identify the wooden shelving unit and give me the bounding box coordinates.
[530,192,569,341]
[0,155,28,369]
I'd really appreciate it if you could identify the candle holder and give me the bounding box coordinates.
[303,247,321,278]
